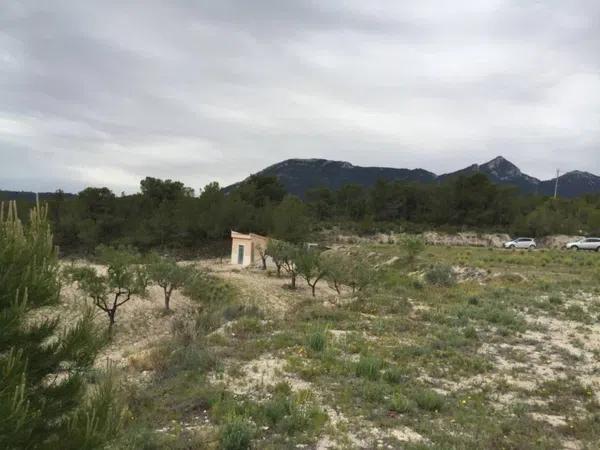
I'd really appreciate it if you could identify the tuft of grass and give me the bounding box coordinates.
[219,416,253,450]
[463,325,478,340]
[383,365,409,384]
[360,380,389,403]
[355,356,384,380]
[261,388,327,436]
[170,345,219,374]
[388,392,415,413]
[413,388,445,412]
[306,329,327,353]
[230,317,264,338]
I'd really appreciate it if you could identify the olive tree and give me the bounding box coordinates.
[255,242,268,270]
[322,252,349,294]
[280,243,301,289]
[323,251,375,295]
[266,239,286,277]
[346,258,375,294]
[296,247,328,297]
[267,240,300,289]
[66,245,147,329]
[146,253,194,310]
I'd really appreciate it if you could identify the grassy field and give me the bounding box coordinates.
[101,244,600,449]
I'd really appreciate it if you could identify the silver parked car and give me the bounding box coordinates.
[503,237,537,250]
[565,238,600,252]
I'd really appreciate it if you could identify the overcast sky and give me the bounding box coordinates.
[1,0,599,194]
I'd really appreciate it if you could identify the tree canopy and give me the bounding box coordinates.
[8,173,600,255]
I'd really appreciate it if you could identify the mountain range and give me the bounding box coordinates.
[229,156,600,198]
[3,156,599,201]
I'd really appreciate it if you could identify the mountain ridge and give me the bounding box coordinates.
[229,156,600,198]
[0,190,75,202]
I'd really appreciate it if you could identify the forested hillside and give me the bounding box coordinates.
[6,172,600,254]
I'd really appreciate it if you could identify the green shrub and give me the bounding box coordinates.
[425,264,456,287]
[262,389,327,436]
[403,236,426,265]
[361,381,388,402]
[463,326,478,340]
[230,317,263,337]
[219,416,253,450]
[413,389,445,412]
[264,395,293,426]
[170,346,218,374]
[383,366,408,384]
[388,393,415,413]
[184,270,235,306]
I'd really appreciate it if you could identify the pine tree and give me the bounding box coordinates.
[0,201,122,449]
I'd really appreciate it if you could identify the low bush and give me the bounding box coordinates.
[383,366,408,384]
[230,317,264,338]
[403,236,426,265]
[413,389,445,412]
[388,393,415,413]
[463,326,478,340]
[219,416,253,450]
[261,388,327,436]
[360,381,388,402]
[183,270,235,306]
[425,264,457,287]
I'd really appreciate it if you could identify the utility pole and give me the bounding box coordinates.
[553,169,560,199]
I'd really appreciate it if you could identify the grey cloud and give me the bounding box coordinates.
[0,0,599,193]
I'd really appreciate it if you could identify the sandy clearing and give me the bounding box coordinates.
[210,354,312,397]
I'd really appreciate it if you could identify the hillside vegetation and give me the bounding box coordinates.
[7,172,600,256]
[4,197,600,449]
[71,241,600,449]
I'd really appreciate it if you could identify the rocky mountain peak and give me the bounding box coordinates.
[480,156,523,180]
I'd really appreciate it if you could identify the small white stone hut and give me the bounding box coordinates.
[230,231,269,267]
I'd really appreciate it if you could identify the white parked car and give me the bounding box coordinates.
[503,237,537,250]
[565,238,600,252]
